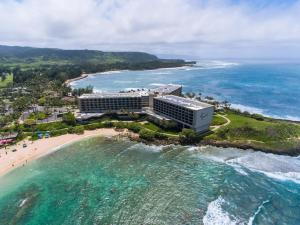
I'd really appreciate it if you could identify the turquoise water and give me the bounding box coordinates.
[71,60,300,121]
[1,137,300,225]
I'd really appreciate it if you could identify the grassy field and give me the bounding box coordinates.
[0,74,13,88]
[142,122,179,135]
[211,114,228,126]
[205,111,300,153]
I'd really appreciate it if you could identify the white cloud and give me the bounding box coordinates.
[1,0,300,58]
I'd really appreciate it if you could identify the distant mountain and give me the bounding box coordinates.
[0,45,160,65]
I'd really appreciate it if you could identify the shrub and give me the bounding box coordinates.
[128,112,140,120]
[24,119,36,127]
[139,129,155,141]
[68,126,84,134]
[179,129,200,144]
[102,121,114,128]
[84,123,98,130]
[96,122,105,128]
[159,119,178,130]
[252,114,264,121]
[35,121,69,131]
[154,132,168,140]
[51,128,68,137]
[265,123,300,140]
[62,112,76,126]
[114,121,127,129]
[127,122,141,133]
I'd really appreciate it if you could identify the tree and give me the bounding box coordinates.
[62,112,76,126]
[159,119,178,130]
[38,97,46,106]
[12,96,31,114]
[178,129,200,144]
[24,119,36,137]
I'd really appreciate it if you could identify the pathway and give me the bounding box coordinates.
[211,114,231,131]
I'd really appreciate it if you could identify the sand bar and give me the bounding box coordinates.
[0,128,124,177]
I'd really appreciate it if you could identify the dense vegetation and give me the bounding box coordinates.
[0,45,193,84]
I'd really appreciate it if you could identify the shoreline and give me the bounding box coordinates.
[65,65,191,87]
[0,128,126,178]
[1,126,299,178]
[64,73,89,86]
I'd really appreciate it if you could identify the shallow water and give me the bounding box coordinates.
[0,137,300,225]
[71,60,300,121]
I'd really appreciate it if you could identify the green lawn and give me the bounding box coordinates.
[205,110,300,153]
[142,122,179,135]
[211,114,228,126]
[0,74,13,88]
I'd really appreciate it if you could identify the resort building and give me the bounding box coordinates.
[77,84,214,133]
[151,84,182,96]
[153,95,214,132]
[78,92,143,113]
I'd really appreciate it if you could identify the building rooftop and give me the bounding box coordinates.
[150,84,181,94]
[154,95,213,110]
[79,92,142,99]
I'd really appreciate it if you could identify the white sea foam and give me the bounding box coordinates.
[100,70,124,75]
[19,198,28,207]
[230,104,265,115]
[230,104,300,122]
[284,115,300,122]
[259,171,300,184]
[248,200,270,225]
[203,196,238,225]
[196,145,300,184]
[232,165,249,176]
[123,87,141,91]
[127,143,164,153]
[149,83,166,86]
[195,60,239,70]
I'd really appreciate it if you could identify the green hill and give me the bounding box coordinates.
[0,45,159,66]
[0,45,192,83]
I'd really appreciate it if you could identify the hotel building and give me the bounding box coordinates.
[153,95,214,132]
[77,84,214,132]
[78,92,143,113]
[151,84,182,96]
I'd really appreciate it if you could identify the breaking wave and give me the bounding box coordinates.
[247,200,270,225]
[195,60,240,70]
[203,196,238,225]
[189,146,300,184]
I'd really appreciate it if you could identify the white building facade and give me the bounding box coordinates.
[153,95,214,133]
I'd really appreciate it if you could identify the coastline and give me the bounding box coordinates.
[0,128,126,178]
[65,65,191,87]
[64,73,89,86]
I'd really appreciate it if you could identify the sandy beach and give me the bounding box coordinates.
[0,128,125,177]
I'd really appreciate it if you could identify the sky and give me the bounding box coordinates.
[1,0,300,59]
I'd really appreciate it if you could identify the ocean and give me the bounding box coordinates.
[1,60,300,224]
[71,60,300,121]
[0,137,300,224]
